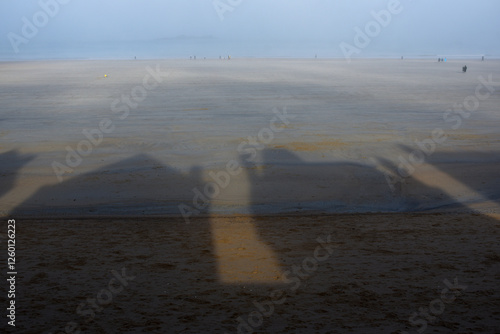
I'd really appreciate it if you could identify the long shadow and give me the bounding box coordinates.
[244,146,500,247]
[11,154,218,333]
[242,147,500,333]
[394,144,500,208]
[11,154,206,217]
[7,149,500,333]
[241,148,402,214]
[8,153,287,333]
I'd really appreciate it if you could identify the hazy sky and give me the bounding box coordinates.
[1,0,499,57]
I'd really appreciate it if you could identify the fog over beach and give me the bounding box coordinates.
[1,1,500,333]
[1,0,500,60]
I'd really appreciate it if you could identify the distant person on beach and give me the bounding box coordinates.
[463,65,467,73]
[482,56,485,61]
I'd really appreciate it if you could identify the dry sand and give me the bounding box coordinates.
[1,59,500,333]
[1,58,500,215]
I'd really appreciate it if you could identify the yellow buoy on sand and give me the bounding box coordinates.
[104,74,107,78]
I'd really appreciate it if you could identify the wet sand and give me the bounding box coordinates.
[1,59,500,333]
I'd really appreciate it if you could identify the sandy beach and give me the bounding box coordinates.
[1,59,499,333]
[1,58,500,216]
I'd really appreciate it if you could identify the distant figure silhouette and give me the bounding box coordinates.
[463,65,467,73]
[482,56,485,61]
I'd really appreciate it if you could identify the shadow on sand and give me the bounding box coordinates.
[8,147,500,333]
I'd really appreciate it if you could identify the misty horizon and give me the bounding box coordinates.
[1,0,499,60]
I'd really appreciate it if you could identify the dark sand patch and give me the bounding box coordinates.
[9,213,500,333]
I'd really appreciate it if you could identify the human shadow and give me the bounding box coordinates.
[241,147,500,333]
[241,148,402,214]
[8,148,500,333]
[10,154,220,333]
[378,144,500,210]
[11,154,207,217]
[7,152,291,333]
